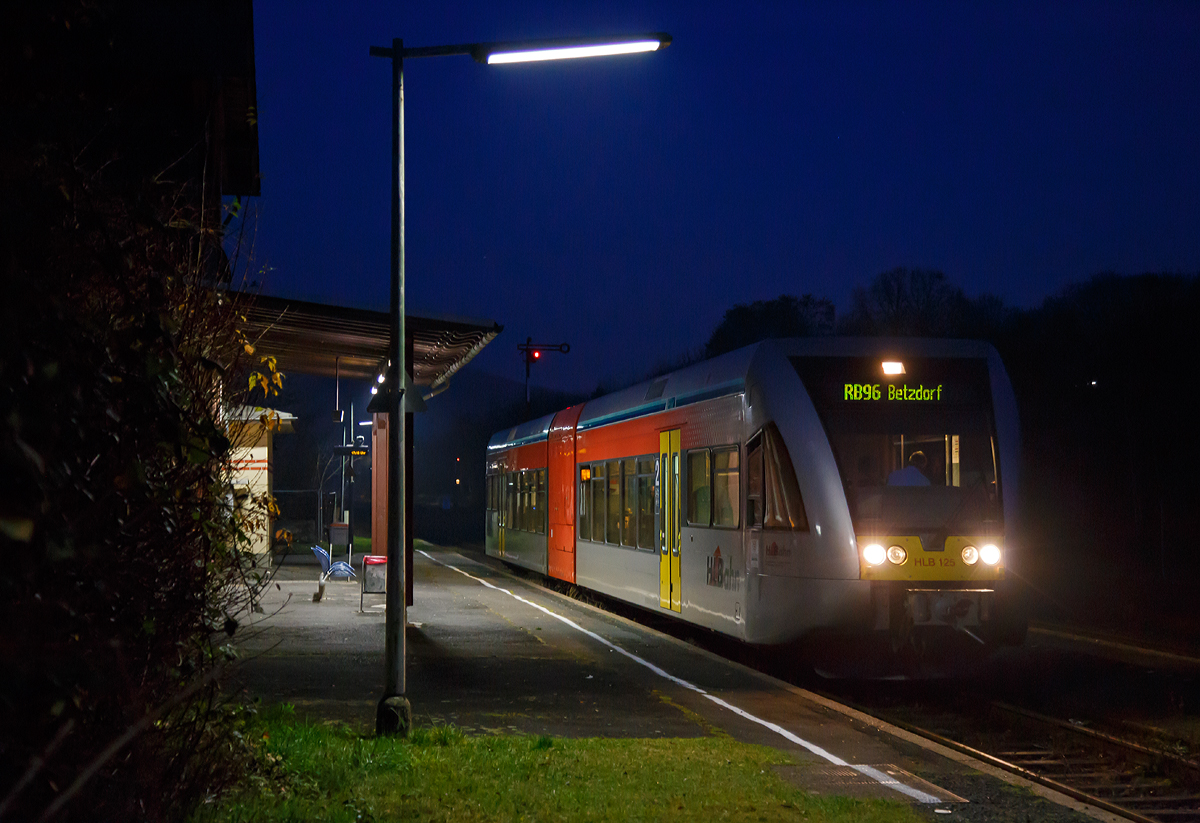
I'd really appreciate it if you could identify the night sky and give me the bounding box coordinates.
[245,1,1200,395]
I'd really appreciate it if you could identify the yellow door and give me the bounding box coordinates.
[659,430,682,612]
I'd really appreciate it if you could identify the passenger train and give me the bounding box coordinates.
[485,338,1025,673]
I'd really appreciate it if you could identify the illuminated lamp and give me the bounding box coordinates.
[980,544,1001,566]
[882,361,905,375]
[482,35,670,65]
[862,543,886,566]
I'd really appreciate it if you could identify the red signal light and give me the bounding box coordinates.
[532,350,541,359]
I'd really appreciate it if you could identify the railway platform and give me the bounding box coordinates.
[233,543,1121,822]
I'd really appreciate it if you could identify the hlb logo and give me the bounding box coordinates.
[706,547,725,587]
[706,547,742,591]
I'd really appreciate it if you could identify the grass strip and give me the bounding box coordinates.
[193,705,925,822]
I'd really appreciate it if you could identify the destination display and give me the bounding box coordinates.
[790,356,990,408]
[844,383,944,402]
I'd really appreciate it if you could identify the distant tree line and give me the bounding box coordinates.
[704,267,1200,581]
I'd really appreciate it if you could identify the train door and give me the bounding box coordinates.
[548,405,585,582]
[497,470,507,558]
[659,429,681,612]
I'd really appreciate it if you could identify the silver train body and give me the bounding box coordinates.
[485,338,1023,660]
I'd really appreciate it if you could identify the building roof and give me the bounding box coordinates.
[239,294,503,391]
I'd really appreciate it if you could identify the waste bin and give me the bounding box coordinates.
[361,555,387,611]
[329,521,349,549]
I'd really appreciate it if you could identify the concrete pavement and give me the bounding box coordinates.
[231,542,1121,822]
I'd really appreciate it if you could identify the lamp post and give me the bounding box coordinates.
[368,31,670,736]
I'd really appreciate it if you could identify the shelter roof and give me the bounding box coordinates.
[238,294,502,390]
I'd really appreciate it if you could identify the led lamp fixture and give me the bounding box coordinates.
[476,34,671,65]
[488,40,663,64]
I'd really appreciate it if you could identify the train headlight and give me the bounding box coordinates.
[862,543,886,566]
[886,545,908,565]
[980,544,1001,566]
[961,545,979,565]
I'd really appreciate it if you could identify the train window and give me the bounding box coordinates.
[537,468,547,534]
[621,460,636,547]
[511,475,520,532]
[578,465,591,540]
[763,423,808,531]
[713,447,740,528]
[687,449,712,526]
[591,462,606,543]
[637,458,657,550]
[526,470,536,532]
[525,470,536,532]
[606,460,621,545]
[506,472,518,530]
[520,471,530,532]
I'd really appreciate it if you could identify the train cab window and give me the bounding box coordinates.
[637,458,657,550]
[536,468,547,534]
[746,438,764,529]
[686,450,712,526]
[763,423,809,531]
[712,447,740,528]
[578,465,592,540]
[606,460,621,544]
[790,355,1001,533]
[621,461,636,547]
[591,463,607,543]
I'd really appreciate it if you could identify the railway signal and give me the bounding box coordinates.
[518,336,570,407]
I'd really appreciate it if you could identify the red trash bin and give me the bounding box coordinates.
[361,555,387,611]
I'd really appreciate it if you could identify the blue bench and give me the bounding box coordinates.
[311,546,356,582]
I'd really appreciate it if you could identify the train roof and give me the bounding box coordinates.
[487,337,1004,450]
[487,411,557,452]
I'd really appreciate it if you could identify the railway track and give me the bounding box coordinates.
[830,696,1200,823]
[493,553,1200,820]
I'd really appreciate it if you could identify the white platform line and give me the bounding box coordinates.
[418,549,943,805]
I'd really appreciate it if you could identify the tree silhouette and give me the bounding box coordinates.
[841,267,973,336]
[704,294,835,358]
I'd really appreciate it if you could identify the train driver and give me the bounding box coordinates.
[887,450,931,486]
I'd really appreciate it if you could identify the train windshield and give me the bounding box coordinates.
[790,356,1001,534]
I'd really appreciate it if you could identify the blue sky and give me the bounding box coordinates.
[244,1,1200,394]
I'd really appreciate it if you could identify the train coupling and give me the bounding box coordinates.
[874,585,994,634]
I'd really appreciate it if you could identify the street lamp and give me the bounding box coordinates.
[368,31,671,736]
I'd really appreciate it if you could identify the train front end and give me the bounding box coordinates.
[780,340,1024,674]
